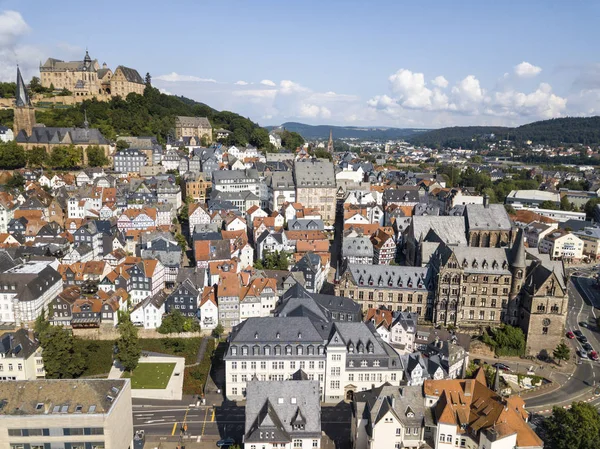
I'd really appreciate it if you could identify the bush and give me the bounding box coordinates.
[483,325,526,357]
[183,339,215,395]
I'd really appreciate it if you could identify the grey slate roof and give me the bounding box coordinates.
[383,187,420,203]
[343,237,374,258]
[115,65,144,84]
[465,204,511,231]
[344,264,431,291]
[293,159,335,188]
[244,380,321,443]
[411,216,467,246]
[0,329,40,359]
[17,126,109,145]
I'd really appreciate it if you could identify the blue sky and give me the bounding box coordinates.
[1,0,599,128]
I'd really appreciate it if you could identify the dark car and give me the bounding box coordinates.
[217,438,235,448]
[472,358,482,365]
[584,342,594,351]
[580,321,589,328]
[574,330,584,338]
[492,363,511,372]
[579,335,589,344]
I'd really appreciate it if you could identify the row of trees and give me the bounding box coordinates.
[35,311,141,377]
[158,311,201,334]
[0,141,109,170]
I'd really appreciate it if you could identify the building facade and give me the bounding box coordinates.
[294,159,336,226]
[174,116,212,142]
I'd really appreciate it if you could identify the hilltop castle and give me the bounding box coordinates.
[39,50,145,99]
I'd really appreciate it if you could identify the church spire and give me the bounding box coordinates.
[327,129,334,154]
[15,66,31,107]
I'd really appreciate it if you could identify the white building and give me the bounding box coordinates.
[0,126,14,142]
[224,316,403,403]
[0,329,45,380]
[539,229,584,261]
[0,261,63,325]
[130,291,167,329]
[0,379,133,449]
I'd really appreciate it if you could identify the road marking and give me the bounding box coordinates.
[171,422,177,436]
[211,408,215,422]
[201,407,210,437]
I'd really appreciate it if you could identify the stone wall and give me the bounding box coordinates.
[73,326,211,340]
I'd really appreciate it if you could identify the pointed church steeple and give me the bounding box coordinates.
[15,66,31,107]
[327,129,334,154]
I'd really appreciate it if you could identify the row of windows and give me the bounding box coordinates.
[8,427,103,436]
[230,344,325,357]
[231,360,325,371]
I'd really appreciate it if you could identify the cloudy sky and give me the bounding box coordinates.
[1,0,599,128]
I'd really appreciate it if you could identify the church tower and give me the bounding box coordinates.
[507,227,526,325]
[13,66,36,137]
[327,129,334,154]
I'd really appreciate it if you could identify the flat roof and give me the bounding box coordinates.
[5,261,51,275]
[507,190,560,202]
[0,379,128,416]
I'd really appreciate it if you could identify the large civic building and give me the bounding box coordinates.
[0,379,133,449]
[294,159,337,226]
[224,289,402,403]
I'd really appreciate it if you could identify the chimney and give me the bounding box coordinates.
[483,194,490,208]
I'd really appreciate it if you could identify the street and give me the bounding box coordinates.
[524,269,600,413]
[132,399,352,448]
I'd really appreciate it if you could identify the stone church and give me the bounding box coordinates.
[13,67,111,165]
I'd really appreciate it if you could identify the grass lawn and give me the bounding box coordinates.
[139,338,202,365]
[76,339,115,377]
[123,362,176,389]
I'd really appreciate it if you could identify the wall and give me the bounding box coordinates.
[72,327,211,340]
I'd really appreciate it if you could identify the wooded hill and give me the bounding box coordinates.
[0,84,267,146]
[408,116,600,149]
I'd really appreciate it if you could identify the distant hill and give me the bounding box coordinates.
[266,122,427,140]
[409,116,600,148]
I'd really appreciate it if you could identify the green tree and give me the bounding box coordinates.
[39,326,86,379]
[27,146,49,167]
[470,155,483,164]
[6,172,25,190]
[212,323,224,339]
[29,76,47,94]
[115,315,141,373]
[539,200,559,210]
[584,198,600,219]
[281,130,305,150]
[86,146,109,167]
[543,402,600,449]
[0,81,17,98]
[504,204,516,215]
[310,148,333,161]
[553,340,570,365]
[175,233,187,254]
[0,141,27,169]
[560,195,573,211]
[116,140,130,151]
[49,145,83,169]
[145,72,152,87]
[200,136,210,147]
[483,325,526,357]
[249,128,270,149]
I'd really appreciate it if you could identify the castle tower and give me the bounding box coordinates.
[13,66,36,137]
[327,129,334,154]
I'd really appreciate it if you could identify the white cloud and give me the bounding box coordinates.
[431,75,449,88]
[155,72,217,83]
[492,83,567,118]
[0,10,29,46]
[299,103,331,119]
[260,79,276,86]
[514,61,542,78]
[450,75,485,112]
[389,69,433,109]
[234,80,248,85]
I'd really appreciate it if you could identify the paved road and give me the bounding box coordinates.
[133,399,352,447]
[525,274,600,412]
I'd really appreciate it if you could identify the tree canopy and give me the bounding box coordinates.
[280,130,305,150]
[86,146,109,167]
[543,402,600,449]
[158,311,200,334]
[115,315,141,372]
[38,325,86,379]
[0,141,26,169]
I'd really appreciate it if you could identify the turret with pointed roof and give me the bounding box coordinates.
[13,66,36,137]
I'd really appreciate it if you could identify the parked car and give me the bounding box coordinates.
[574,330,584,338]
[492,362,511,372]
[583,342,593,352]
[580,321,589,328]
[217,438,235,448]
[580,349,589,359]
[590,351,599,361]
[567,331,575,339]
[579,335,589,344]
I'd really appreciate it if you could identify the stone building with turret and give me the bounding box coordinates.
[39,50,144,99]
